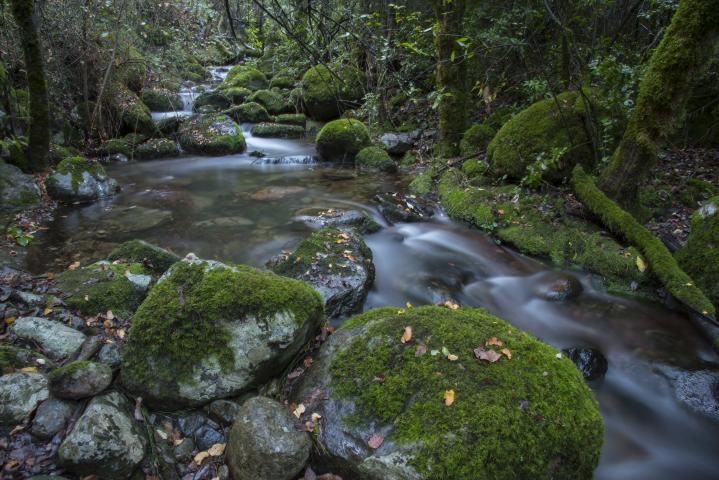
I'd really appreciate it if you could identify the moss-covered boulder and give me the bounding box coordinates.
[487,91,594,181]
[316,119,371,163]
[301,65,365,120]
[221,86,252,104]
[107,239,179,274]
[54,261,153,318]
[274,113,306,127]
[178,114,246,155]
[292,306,603,480]
[224,102,271,123]
[460,123,496,156]
[156,116,185,137]
[677,197,719,308]
[135,138,180,160]
[0,160,41,210]
[109,83,155,135]
[269,75,295,90]
[250,122,305,138]
[141,88,182,112]
[121,255,324,408]
[103,133,147,157]
[222,65,268,91]
[192,91,232,113]
[356,146,397,173]
[270,227,374,319]
[46,157,119,203]
[247,89,287,115]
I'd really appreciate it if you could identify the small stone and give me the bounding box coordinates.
[563,347,608,381]
[48,361,113,400]
[97,343,122,369]
[76,335,104,361]
[209,399,244,425]
[174,437,196,463]
[31,397,76,439]
[193,423,225,450]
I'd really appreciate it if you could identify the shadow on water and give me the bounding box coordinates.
[23,133,719,479]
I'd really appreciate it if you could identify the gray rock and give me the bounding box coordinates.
[98,343,122,369]
[0,372,49,425]
[11,317,87,359]
[173,437,196,463]
[27,476,72,480]
[47,168,118,203]
[194,423,224,450]
[58,392,147,479]
[209,398,244,425]
[11,290,48,307]
[76,335,104,361]
[226,396,311,480]
[192,216,254,228]
[0,160,41,210]
[124,272,153,292]
[0,344,55,371]
[177,411,209,436]
[378,131,420,155]
[562,347,608,381]
[48,361,113,399]
[663,367,719,422]
[294,208,381,234]
[31,397,76,439]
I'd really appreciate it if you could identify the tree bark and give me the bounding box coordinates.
[9,0,50,172]
[599,0,719,210]
[432,0,467,158]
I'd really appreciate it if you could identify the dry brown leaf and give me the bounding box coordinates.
[193,451,210,465]
[5,316,16,325]
[474,347,502,363]
[400,326,412,344]
[447,354,459,361]
[293,403,306,418]
[486,337,503,347]
[19,366,38,373]
[68,261,81,271]
[501,348,512,360]
[444,389,455,406]
[207,443,225,456]
[43,307,53,316]
[442,300,459,310]
[367,434,384,449]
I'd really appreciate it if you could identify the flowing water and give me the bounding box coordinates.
[21,70,719,479]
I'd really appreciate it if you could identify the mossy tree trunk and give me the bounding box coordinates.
[599,0,719,209]
[10,0,50,173]
[432,0,467,158]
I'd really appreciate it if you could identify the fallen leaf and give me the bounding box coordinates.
[193,451,210,465]
[311,412,322,422]
[430,349,440,356]
[4,316,16,325]
[501,348,512,360]
[447,354,459,361]
[406,302,413,309]
[304,466,318,480]
[46,272,54,280]
[304,357,314,368]
[442,300,459,310]
[443,389,455,406]
[415,345,427,357]
[43,307,53,316]
[293,403,306,418]
[474,347,502,363]
[19,366,38,373]
[486,337,503,347]
[400,326,412,344]
[207,443,225,456]
[68,261,81,271]
[287,368,305,380]
[367,434,384,449]
[106,310,115,320]
[636,256,647,273]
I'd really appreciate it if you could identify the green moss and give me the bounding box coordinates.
[55,156,106,189]
[460,123,496,157]
[47,360,93,383]
[316,119,371,163]
[409,171,434,195]
[103,133,147,157]
[274,113,306,127]
[55,261,151,318]
[109,83,155,135]
[355,146,397,173]
[0,345,52,373]
[573,166,715,317]
[220,87,252,104]
[135,138,179,160]
[439,170,496,230]
[223,102,271,123]
[107,239,179,274]
[246,89,286,115]
[222,65,268,91]
[301,65,365,121]
[178,114,246,156]
[400,151,418,168]
[115,45,147,92]
[269,75,295,89]
[488,91,594,181]
[192,91,232,112]
[250,122,304,138]
[676,197,719,309]
[141,88,182,112]
[680,178,717,207]
[462,159,486,178]
[122,260,323,386]
[331,306,603,479]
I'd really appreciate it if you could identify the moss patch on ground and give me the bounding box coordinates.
[330,306,603,479]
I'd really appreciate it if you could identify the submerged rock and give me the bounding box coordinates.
[121,255,324,408]
[535,271,584,301]
[0,372,49,425]
[48,360,113,399]
[270,227,375,319]
[0,160,41,210]
[294,208,381,234]
[58,392,146,479]
[563,347,608,381]
[226,396,311,480]
[11,317,86,359]
[46,157,119,203]
[374,192,432,224]
[292,306,604,479]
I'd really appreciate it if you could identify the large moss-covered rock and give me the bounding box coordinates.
[222,65,268,91]
[58,392,146,480]
[356,146,397,173]
[178,114,246,155]
[251,122,305,138]
[135,138,180,160]
[54,261,153,318]
[292,306,603,480]
[224,102,271,123]
[270,227,374,319]
[141,88,182,112]
[460,123,496,156]
[301,65,365,120]
[46,157,119,203]
[192,91,232,113]
[274,113,306,127]
[247,89,287,115]
[677,197,719,307]
[0,160,41,210]
[109,83,155,135]
[121,255,324,408]
[488,91,594,181]
[107,239,179,274]
[316,119,371,163]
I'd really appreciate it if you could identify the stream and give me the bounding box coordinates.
[21,69,719,479]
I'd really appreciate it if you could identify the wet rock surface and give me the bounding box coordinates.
[226,396,311,480]
[535,271,584,301]
[563,347,608,381]
[374,193,432,224]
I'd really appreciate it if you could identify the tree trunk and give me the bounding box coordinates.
[432,0,467,158]
[9,0,50,173]
[599,0,719,209]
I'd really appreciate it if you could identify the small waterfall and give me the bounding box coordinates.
[251,155,318,166]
